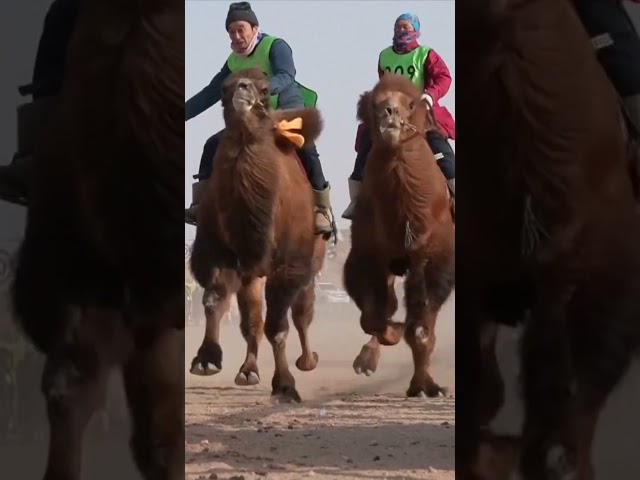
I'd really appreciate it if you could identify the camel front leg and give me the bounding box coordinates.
[352,274,398,376]
[264,276,301,403]
[291,280,319,372]
[41,308,113,480]
[234,276,265,386]
[123,327,184,480]
[190,268,240,376]
[42,356,109,480]
[571,399,600,480]
[344,253,403,346]
[404,253,454,398]
[518,306,574,480]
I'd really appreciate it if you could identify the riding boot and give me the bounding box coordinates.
[184,179,208,226]
[341,178,361,220]
[313,183,334,236]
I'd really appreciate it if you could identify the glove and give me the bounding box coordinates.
[421,93,434,108]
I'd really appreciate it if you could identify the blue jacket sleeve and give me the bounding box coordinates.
[185,62,231,120]
[268,38,297,95]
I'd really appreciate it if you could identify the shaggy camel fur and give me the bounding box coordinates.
[456,0,640,479]
[189,67,327,403]
[343,73,455,398]
[10,1,185,479]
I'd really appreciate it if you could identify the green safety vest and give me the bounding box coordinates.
[378,45,430,90]
[226,35,318,110]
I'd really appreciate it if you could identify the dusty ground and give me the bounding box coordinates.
[185,294,456,480]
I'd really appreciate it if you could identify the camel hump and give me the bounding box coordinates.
[356,90,373,126]
[271,107,323,146]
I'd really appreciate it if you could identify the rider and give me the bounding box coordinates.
[185,2,334,235]
[0,0,81,201]
[341,12,456,220]
[571,0,640,134]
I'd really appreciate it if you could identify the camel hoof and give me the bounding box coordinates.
[295,352,319,371]
[376,322,404,346]
[406,383,447,398]
[189,341,223,376]
[234,371,260,386]
[352,344,380,376]
[353,365,375,376]
[190,361,221,376]
[271,385,302,404]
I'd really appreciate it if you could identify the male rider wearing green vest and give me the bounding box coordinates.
[185,2,334,235]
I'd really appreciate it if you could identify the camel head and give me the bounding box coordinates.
[221,68,272,128]
[357,73,438,148]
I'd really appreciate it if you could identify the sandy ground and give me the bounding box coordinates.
[185,294,456,480]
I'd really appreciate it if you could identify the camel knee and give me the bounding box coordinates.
[404,324,431,348]
[265,327,288,347]
[202,286,229,311]
[41,355,110,446]
[41,351,104,410]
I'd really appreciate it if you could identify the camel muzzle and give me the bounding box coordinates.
[232,80,258,112]
[378,113,403,142]
[376,99,406,142]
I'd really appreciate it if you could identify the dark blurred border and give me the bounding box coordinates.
[455,1,640,478]
[0,1,185,478]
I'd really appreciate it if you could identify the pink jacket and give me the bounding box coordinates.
[355,46,456,151]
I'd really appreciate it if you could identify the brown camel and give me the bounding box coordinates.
[343,73,455,398]
[456,0,640,479]
[189,67,327,403]
[10,1,184,479]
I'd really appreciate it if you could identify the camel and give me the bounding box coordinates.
[10,0,184,479]
[343,73,455,398]
[189,67,327,403]
[456,0,640,478]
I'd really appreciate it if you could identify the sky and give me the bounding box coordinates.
[184,0,456,239]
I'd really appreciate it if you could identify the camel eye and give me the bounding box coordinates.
[409,101,415,110]
[261,88,269,95]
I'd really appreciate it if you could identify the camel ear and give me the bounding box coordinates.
[271,108,323,145]
[356,91,373,127]
[221,77,235,106]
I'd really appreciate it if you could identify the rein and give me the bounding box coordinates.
[399,121,423,144]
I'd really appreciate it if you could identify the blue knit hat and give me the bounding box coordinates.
[395,12,420,32]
